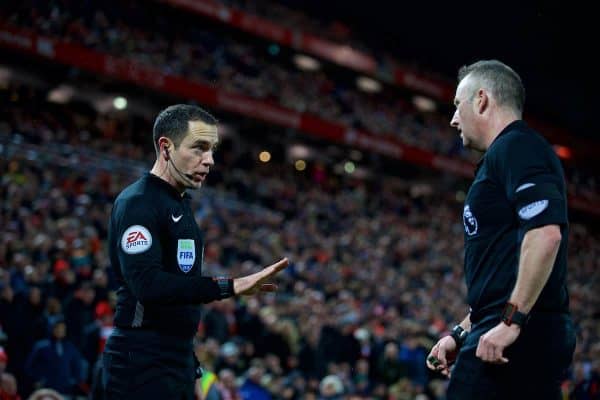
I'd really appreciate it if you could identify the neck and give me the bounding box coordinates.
[150,160,185,193]
[482,110,521,150]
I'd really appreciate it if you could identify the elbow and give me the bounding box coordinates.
[540,225,562,250]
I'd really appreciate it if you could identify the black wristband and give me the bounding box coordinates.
[502,302,529,327]
[450,325,468,349]
[214,277,234,299]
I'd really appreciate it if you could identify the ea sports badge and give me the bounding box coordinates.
[121,225,152,254]
[177,239,195,273]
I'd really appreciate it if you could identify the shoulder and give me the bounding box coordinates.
[492,124,551,156]
[31,339,51,351]
[113,178,162,214]
[111,184,164,233]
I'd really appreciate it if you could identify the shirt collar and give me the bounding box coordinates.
[488,119,527,150]
[474,119,527,174]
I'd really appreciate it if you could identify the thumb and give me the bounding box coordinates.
[260,283,278,292]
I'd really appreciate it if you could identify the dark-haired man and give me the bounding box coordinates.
[102,104,288,399]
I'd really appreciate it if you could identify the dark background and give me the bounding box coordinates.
[283,0,596,141]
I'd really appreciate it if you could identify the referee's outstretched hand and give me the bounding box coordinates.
[233,258,289,295]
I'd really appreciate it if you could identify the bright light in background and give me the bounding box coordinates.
[356,76,381,93]
[344,161,355,174]
[294,160,306,171]
[293,54,320,71]
[259,151,271,163]
[289,144,311,159]
[113,96,128,110]
[554,145,572,160]
[48,85,75,104]
[412,95,437,112]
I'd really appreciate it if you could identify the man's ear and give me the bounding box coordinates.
[476,89,489,115]
[158,137,171,160]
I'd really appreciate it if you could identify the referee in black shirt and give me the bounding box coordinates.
[426,60,575,399]
[101,104,288,399]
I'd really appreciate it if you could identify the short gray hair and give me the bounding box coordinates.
[458,60,525,114]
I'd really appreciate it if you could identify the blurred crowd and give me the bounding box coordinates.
[1,80,599,400]
[3,0,597,201]
[1,0,476,162]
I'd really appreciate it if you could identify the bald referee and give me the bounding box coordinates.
[101,104,288,399]
[426,60,575,399]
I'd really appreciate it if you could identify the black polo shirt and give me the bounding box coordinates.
[108,173,232,337]
[463,120,569,322]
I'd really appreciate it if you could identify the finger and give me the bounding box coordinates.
[269,258,289,272]
[476,336,485,360]
[262,258,289,278]
[259,283,278,292]
[488,345,496,362]
[437,345,447,365]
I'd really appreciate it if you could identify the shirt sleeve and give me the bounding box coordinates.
[491,132,568,232]
[114,195,233,305]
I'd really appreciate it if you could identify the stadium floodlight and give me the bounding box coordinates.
[293,54,320,71]
[113,96,128,110]
[356,76,381,93]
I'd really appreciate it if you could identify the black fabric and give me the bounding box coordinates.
[101,329,196,400]
[462,120,570,318]
[108,173,227,336]
[447,312,575,400]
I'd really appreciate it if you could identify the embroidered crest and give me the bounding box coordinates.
[463,205,478,236]
[518,200,549,220]
[177,239,195,273]
[121,225,152,254]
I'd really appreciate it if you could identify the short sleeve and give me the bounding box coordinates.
[491,132,567,232]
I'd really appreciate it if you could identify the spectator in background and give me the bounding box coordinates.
[0,372,20,400]
[215,368,241,400]
[239,363,271,400]
[63,281,96,350]
[318,375,344,400]
[25,317,86,396]
[25,388,64,400]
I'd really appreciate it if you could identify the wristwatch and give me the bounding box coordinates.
[214,277,234,299]
[502,302,529,327]
[450,325,468,348]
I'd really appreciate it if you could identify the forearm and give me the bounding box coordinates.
[124,264,232,304]
[509,225,561,313]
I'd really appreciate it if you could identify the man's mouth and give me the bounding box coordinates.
[192,172,208,182]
